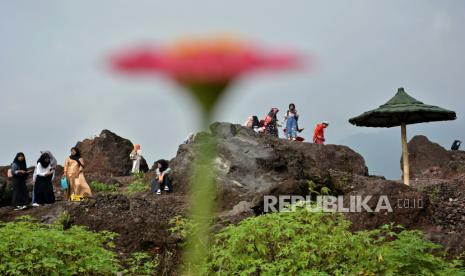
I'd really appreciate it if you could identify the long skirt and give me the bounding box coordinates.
[11,177,29,207]
[68,173,92,197]
[34,175,55,204]
[132,159,141,173]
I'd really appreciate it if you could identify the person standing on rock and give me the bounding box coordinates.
[64,147,92,200]
[10,152,29,210]
[32,150,57,207]
[33,153,55,205]
[130,144,142,174]
[183,133,195,145]
[284,103,302,141]
[313,121,329,145]
[152,159,173,195]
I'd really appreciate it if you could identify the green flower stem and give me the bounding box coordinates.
[182,83,227,275]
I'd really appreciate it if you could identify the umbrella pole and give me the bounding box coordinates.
[401,123,410,185]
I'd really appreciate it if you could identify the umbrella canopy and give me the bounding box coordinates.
[349,87,457,185]
[349,87,456,127]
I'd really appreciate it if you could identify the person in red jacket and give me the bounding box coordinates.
[313,121,329,144]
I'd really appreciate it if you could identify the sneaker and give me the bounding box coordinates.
[156,189,161,195]
[19,205,27,210]
[164,186,169,191]
[13,206,22,211]
[32,203,40,207]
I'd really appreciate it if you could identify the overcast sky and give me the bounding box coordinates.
[1,0,464,179]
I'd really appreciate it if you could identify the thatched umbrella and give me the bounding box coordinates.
[349,87,456,185]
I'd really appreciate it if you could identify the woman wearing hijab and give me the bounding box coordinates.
[64,147,92,199]
[264,108,280,137]
[32,150,57,206]
[10,152,29,210]
[130,144,142,174]
[152,159,173,195]
[34,153,55,205]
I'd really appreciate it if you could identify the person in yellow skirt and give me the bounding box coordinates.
[64,147,92,201]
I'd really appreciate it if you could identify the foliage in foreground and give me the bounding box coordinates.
[90,181,118,193]
[122,252,159,276]
[204,210,465,275]
[0,216,119,275]
[0,216,159,276]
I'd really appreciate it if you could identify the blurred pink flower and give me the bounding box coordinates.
[110,37,302,85]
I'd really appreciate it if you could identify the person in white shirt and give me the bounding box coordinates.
[130,144,142,174]
[33,153,55,205]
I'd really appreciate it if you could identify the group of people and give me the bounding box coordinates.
[9,147,92,210]
[129,144,173,195]
[244,103,329,144]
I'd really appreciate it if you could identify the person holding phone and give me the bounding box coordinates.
[33,152,55,205]
[10,152,29,210]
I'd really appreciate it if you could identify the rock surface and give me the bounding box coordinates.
[407,135,465,179]
[169,122,368,210]
[75,129,149,181]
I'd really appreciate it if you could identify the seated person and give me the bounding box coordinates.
[151,159,173,195]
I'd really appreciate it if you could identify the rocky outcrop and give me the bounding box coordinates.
[76,129,149,178]
[407,135,465,179]
[168,122,368,210]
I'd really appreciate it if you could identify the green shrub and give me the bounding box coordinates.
[205,210,464,275]
[0,216,120,275]
[131,172,146,180]
[123,252,159,276]
[90,181,118,193]
[125,179,149,196]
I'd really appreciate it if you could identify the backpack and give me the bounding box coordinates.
[451,140,462,151]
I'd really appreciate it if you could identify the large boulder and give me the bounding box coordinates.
[169,122,369,210]
[407,135,465,179]
[75,129,149,178]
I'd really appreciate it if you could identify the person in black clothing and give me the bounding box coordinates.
[152,159,173,195]
[33,153,55,205]
[10,152,29,210]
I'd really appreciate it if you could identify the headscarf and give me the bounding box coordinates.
[156,159,169,173]
[244,116,254,128]
[40,150,57,168]
[12,152,27,171]
[268,108,279,117]
[252,116,260,128]
[70,147,84,168]
[37,153,51,168]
